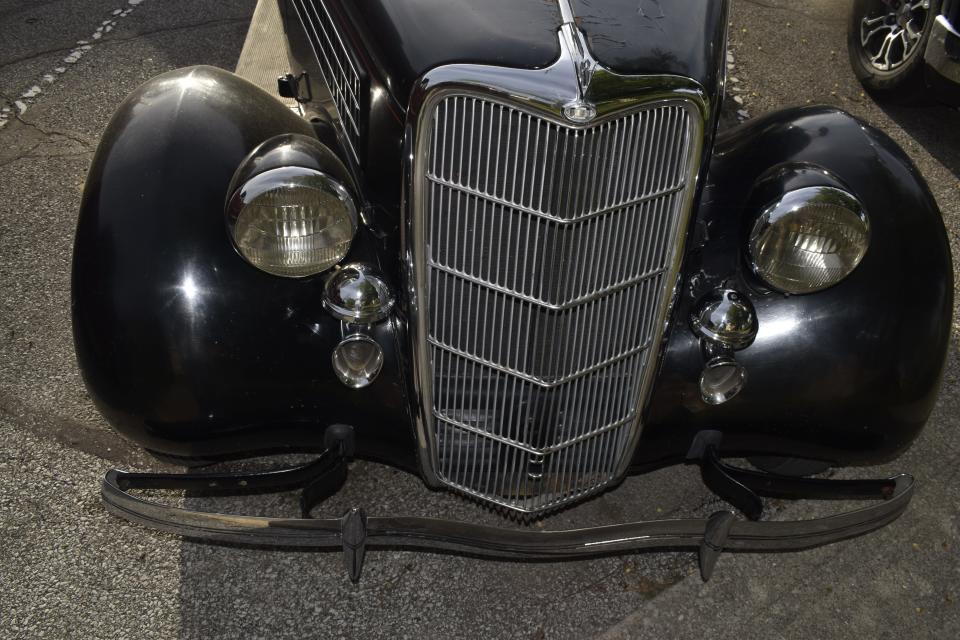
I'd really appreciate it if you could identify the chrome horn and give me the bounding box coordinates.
[690,289,758,405]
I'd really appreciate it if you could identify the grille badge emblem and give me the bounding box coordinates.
[562,101,597,123]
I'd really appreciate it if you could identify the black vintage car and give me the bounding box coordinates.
[74,0,952,581]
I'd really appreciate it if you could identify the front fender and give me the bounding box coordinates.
[639,106,953,467]
[72,66,414,466]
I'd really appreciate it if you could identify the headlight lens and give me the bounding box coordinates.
[749,186,869,294]
[227,166,357,277]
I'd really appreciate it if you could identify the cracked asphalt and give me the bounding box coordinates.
[1,0,958,638]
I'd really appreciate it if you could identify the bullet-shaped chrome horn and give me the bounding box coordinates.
[690,289,758,405]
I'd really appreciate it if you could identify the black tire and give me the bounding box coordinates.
[747,456,831,477]
[847,0,940,100]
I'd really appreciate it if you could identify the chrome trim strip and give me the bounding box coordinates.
[424,172,686,225]
[425,261,668,311]
[427,337,652,389]
[403,27,709,510]
[432,412,636,456]
[557,0,577,25]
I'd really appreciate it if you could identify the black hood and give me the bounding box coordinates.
[573,0,727,85]
[341,0,563,103]
[338,0,727,105]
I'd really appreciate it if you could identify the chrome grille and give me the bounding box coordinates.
[290,0,361,160]
[419,93,699,512]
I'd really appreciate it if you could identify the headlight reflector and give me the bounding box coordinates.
[749,186,869,294]
[228,166,357,277]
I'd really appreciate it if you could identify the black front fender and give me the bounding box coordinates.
[639,106,953,467]
[72,66,415,467]
[75,74,951,475]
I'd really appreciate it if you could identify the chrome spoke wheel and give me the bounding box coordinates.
[859,0,931,71]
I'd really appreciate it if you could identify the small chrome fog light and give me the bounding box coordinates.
[691,289,756,405]
[332,334,383,388]
[700,357,747,405]
[323,264,395,323]
[690,289,758,350]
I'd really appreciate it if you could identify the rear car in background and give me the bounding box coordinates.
[848,0,960,104]
[73,0,953,581]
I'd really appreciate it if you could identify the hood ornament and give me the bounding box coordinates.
[557,1,599,123]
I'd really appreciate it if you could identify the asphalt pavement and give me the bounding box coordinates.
[0,1,957,638]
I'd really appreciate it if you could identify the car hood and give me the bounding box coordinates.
[340,0,727,105]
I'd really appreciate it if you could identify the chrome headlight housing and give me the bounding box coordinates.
[748,186,870,294]
[227,166,358,277]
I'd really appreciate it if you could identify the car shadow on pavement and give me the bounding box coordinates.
[174,459,716,639]
[877,102,960,182]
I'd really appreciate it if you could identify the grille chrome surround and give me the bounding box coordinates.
[289,0,362,161]
[407,64,707,513]
[417,94,700,512]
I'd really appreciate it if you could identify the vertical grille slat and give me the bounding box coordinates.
[420,94,699,512]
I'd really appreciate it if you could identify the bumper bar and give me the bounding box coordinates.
[101,450,914,582]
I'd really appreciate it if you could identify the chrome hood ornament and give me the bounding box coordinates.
[558,0,598,122]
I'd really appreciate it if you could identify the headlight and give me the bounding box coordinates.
[748,186,869,294]
[227,166,357,277]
